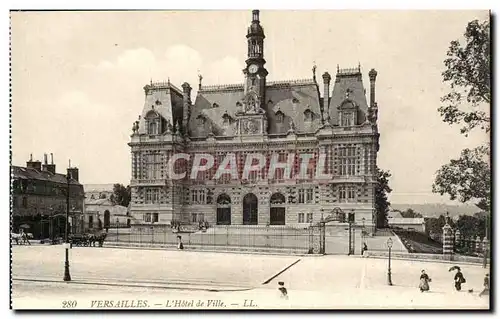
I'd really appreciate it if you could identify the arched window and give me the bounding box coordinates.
[339,100,357,127]
[222,112,232,126]
[276,110,285,123]
[145,110,160,135]
[148,121,158,135]
[304,109,313,122]
[197,115,206,126]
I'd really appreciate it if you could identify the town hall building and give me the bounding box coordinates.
[128,10,380,231]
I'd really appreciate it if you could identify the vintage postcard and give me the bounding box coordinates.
[10,9,491,310]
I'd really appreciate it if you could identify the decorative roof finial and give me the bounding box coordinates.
[358,62,361,71]
[168,77,171,84]
[198,70,203,90]
[337,64,340,73]
[150,78,152,85]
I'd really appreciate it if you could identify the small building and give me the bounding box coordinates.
[84,184,115,201]
[83,198,129,231]
[388,217,426,233]
[11,153,85,239]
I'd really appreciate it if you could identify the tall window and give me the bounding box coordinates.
[276,111,284,124]
[339,185,356,202]
[146,151,162,180]
[304,110,313,122]
[306,213,313,223]
[298,189,305,203]
[339,146,356,176]
[341,111,354,126]
[148,121,158,135]
[298,188,313,204]
[153,213,159,223]
[191,189,206,204]
[88,215,93,229]
[145,188,160,204]
[298,213,305,223]
[144,213,152,222]
[306,188,314,203]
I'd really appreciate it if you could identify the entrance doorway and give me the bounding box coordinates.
[104,210,110,229]
[242,193,258,225]
[216,194,231,225]
[270,193,286,225]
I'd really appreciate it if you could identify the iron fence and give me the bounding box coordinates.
[104,224,324,254]
[454,236,488,257]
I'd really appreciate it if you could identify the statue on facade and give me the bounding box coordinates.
[288,119,296,133]
[165,119,173,134]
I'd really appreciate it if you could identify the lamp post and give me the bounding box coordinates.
[116,217,119,242]
[63,172,71,282]
[483,214,489,268]
[387,237,393,286]
[361,217,366,255]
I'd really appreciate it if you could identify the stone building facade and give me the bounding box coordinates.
[11,154,85,238]
[128,10,380,230]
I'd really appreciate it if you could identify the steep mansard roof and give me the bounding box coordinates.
[190,79,324,137]
[135,69,372,138]
[328,68,370,125]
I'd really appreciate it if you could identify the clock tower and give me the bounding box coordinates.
[244,10,268,106]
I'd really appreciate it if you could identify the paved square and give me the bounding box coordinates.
[11,245,490,309]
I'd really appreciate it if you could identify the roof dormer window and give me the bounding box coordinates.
[276,110,285,123]
[304,109,313,122]
[197,114,206,126]
[212,103,219,108]
[148,121,158,135]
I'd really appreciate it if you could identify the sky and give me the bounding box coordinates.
[10,10,489,205]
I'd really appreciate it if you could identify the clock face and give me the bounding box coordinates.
[249,64,259,74]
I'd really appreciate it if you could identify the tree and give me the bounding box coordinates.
[432,145,490,212]
[400,208,423,219]
[439,19,490,135]
[434,18,491,213]
[112,184,131,207]
[375,167,392,228]
[456,213,485,239]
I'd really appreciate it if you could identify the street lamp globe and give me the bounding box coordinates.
[387,237,393,249]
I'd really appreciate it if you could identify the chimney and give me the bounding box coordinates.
[181,82,192,135]
[67,167,79,182]
[26,154,42,171]
[42,153,56,174]
[322,72,331,122]
[252,10,260,22]
[368,69,378,107]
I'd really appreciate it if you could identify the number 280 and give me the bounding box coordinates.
[62,300,77,308]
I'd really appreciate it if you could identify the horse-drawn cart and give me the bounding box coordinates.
[69,232,107,247]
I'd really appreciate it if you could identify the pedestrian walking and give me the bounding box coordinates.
[454,268,466,291]
[278,281,288,300]
[479,274,489,297]
[362,242,368,255]
[419,270,431,292]
[177,235,184,250]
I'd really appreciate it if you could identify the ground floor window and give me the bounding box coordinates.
[298,213,305,223]
[88,215,93,228]
[306,213,313,223]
